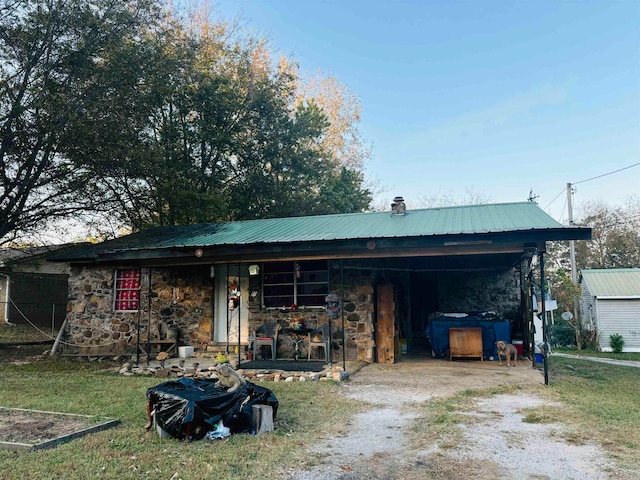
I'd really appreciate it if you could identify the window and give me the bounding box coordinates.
[114,269,141,311]
[262,260,328,308]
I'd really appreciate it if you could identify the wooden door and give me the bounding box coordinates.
[376,284,395,363]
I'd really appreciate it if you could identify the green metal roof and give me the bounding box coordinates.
[118,202,583,248]
[581,269,640,297]
[52,201,590,261]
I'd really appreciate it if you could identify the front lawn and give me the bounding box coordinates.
[554,347,640,362]
[0,359,361,480]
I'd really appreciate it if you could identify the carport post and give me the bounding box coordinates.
[540,252,548,385]
[341,259,346,371]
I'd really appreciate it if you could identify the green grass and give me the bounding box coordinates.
[545,356,640,466]
[0,323,55,343]
[554,347,640,362]
[0,359,362,480]
[408,359,640,472]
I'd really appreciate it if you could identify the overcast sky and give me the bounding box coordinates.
[216,0,640,222]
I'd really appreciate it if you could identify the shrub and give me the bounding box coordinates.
[609,333,624,354]
[550,319,576,347]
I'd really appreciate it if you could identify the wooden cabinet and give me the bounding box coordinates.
[449,327,483,361]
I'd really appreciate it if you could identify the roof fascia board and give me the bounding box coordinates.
[595,296,640,300]
[93,229,565,261]
[85,240,539,267]
[62,226,589,265]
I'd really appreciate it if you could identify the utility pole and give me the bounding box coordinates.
[566,182,580,348]
[567,183,576,283]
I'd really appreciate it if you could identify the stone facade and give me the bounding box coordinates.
[64,265,215,356]
[247,265,376,362]
[437,270,520,318]
[63,260,520,361]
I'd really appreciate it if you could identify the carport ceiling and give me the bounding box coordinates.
[344,253,523,273]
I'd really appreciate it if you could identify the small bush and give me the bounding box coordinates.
[609,333,624,354]
[550,319,576,347]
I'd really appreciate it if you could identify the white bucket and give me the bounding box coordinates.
[153,414,172,439]
[178,346,194,358]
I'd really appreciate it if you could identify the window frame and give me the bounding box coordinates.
[261,260,328,309]
[113,269,141,312]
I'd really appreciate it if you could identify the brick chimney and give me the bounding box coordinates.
[391,196,406,216]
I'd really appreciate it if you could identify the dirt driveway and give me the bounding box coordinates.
[286,356,633,480]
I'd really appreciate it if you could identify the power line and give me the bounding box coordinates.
[544,188,566,210]
[559,197,567,223]
[573,162,640,185]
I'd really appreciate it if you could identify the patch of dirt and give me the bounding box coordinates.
[0,344,50,364]
[285,357,637,480]
[0,408,98,446]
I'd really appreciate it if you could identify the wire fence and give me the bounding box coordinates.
[1,301,66,339]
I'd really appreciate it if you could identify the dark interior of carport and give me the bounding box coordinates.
[352,251,539,360]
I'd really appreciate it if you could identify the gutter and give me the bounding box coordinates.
[595,296,640,300]
[0,272,9,324]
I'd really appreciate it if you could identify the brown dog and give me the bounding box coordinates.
[496,340,517,367]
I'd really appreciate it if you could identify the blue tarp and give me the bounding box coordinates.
[427,315,511,359]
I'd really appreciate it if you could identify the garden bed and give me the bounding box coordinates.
[0,407,119,451]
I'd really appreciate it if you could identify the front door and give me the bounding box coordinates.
[376,283,395,363]
[213,265,249,347]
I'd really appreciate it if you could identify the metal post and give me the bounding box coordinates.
[341,260,346,372]
[540,252,548,385]
[146,268,152,366]
[567,183,576,284]
[530,277,536,369]
[51,303,56,337]
[226,264,229,354]
[328,315,333,368]
[238,265,241,366]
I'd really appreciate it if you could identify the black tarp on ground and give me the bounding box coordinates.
[147,377,278,440]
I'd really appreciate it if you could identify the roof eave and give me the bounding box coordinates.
[70,227,591,265]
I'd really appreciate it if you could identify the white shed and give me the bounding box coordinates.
[580,269,640,353]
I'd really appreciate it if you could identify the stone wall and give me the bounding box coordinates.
[63,261,518,360]
[437,269,520,318]
[64,265,214,355]
[64,265,137,355]
[247,264,376,362]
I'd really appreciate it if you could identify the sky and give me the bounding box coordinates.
[215,0,640,223]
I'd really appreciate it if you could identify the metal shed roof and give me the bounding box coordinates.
[581,269,640,297]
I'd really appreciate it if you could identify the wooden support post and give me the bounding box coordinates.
[251,405,274,435]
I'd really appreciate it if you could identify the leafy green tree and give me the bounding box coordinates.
[545,197,639,349]
[0,0,163,245]
[2,0,372,243]
[83,12,370,229]
[573,200,640,269]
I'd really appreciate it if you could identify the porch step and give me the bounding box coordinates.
[192,343,249,360]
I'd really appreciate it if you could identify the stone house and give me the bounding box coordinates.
[51,200,590,363]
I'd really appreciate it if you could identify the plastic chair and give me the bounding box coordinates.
[307,325,331,362]
[253,322,281,360]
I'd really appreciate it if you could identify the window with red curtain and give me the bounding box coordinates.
[114,269,141,311]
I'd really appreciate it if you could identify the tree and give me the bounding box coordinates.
[415,188,493,209]
[81,9,371,229]
[545,197,639,349]
[2,1,372,242]
[573,199,640,269]
[293,68,371,170]
[0,0,164,245]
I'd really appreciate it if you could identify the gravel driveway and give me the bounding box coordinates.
[285,356,634,480]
